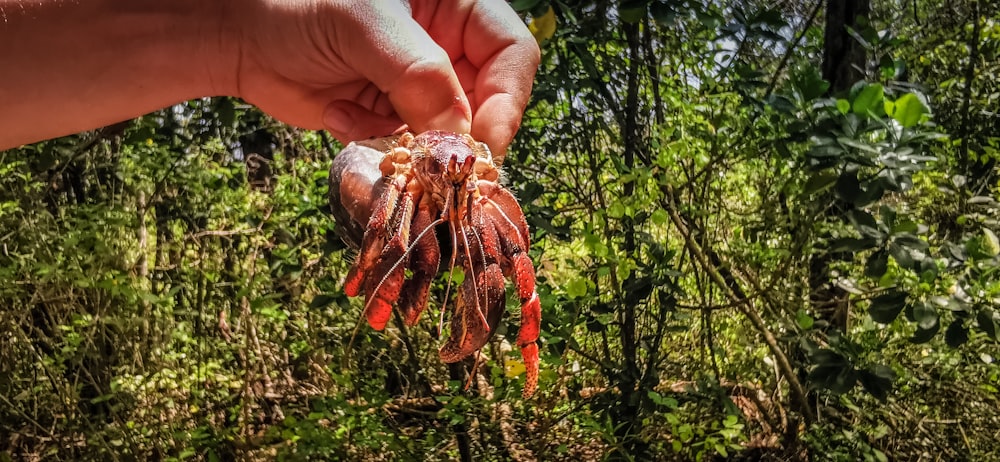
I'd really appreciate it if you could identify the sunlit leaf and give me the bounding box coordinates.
[892,93,928,127]
[566,277,589,298]
[982,228,999,256]
[528,6,557,43]
[852,84,884,116]
[505,359,526,378]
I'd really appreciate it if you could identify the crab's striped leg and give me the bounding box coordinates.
[344,174,407,298]
[477,181,540,398]
[398,200,442,326]
[357,187,418,330]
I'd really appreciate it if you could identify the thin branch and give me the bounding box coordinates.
[764,0,824,99]
[662,183,815,424]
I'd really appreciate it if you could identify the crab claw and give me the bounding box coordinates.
[343,174,406,299]
[439,261,505,363]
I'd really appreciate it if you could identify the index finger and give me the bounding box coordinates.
[333,1,473,135]
[463,1,540,162]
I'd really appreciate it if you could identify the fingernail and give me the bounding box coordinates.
[323,105,353,135]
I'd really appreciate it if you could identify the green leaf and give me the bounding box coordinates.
[868,291,907,324]
[619,0,649,23]
[838,137,881,155]
[650,209,668,225]
[889,241,919,270]
[449,266,466,285]
[847,209,884,239]
[510,0,542,12]
[983,228,999,256]
[828,237,878,252]
[792,67,830,101]
[910,322,940,344]
[890,220,918,234]
[858,366,894,401]
[835,170,861,203]
[893,234,929,251]
[892,93,928,127]
[796,309,814,330]
[566,277,589,299]
[803,171,839,195]
[836,99,850,114]
[650,2,678,25]
[912,301,939,330]
[309,293,339,309]
[864,249,889,278]
[852,84,884,116]
[608,201,625,218]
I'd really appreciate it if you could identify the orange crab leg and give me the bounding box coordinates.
[398,201,441,326]
[477,181,540,398]
[360,188,417,330]
[344,174,406,298]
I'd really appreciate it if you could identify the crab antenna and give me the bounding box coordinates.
[464,349,483,391]
[342,313,365,372]
[456,228,481,320]
[438,191,459,334]
[463,191,491,328]
[454,194,489,331]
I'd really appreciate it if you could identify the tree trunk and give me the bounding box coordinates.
[822,0,870,93]
[811,0,871,331]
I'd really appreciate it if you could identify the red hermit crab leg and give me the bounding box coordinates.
[398,205,443,326]
[439,158,492,344]
[437,190,459,334]
[455,198,489,329]
[477,180,541,398]
[439,190,506,363]
[343,174,406,298]
[439,234,505,363]
[358,186,418,330]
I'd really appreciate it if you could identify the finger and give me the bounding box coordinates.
[470,60,536,164]
[334,2,472,135]
[324,100,405,144]
[463,1,540,161]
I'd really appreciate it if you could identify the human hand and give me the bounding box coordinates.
[226,0,540,160]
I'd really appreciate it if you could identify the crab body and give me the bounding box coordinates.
[342,131,540,398]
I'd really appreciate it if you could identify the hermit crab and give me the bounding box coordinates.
[328,131,540,398]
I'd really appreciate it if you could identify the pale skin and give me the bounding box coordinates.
[0,0,540,158]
